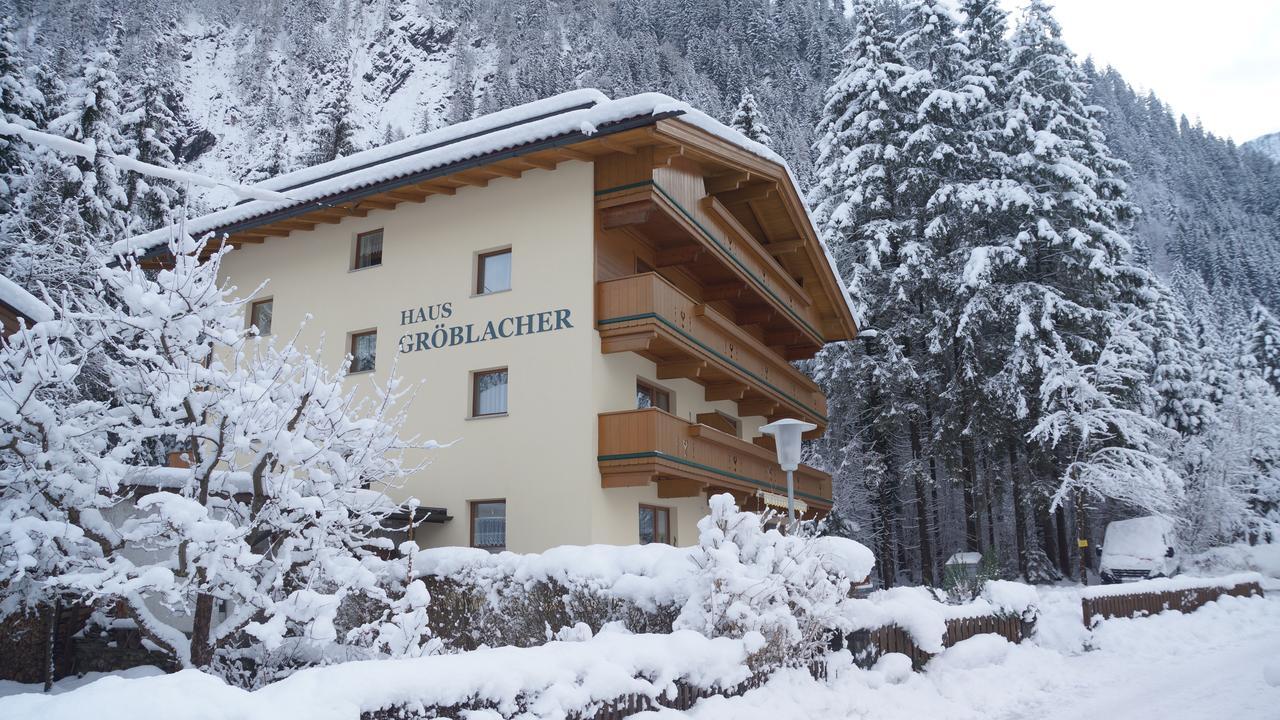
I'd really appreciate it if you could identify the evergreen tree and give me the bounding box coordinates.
[729,88,772,146]
[48,51,130,240]
[1246,304,1280,392]
[120,63,187,232]
[0,20,40,215]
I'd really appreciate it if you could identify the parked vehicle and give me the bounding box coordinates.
[1099,516,1179,584]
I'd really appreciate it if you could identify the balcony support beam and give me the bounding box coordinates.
[657,478,704,498]
[657,359,708,381]
[602,471,653,488]
[705,382,749,401]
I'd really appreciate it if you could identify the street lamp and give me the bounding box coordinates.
[759,418,817,525]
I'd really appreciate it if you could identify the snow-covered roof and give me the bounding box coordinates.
[0,272,53,323]
[111,90,857,334]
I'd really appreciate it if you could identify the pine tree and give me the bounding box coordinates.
[1246,304,1280,393]
[48,51,130,240]
[0,19,40,214]
[729,88,772,146]
[120,63,186,232]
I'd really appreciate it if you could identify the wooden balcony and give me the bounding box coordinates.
[595,168,828,359]
[598,408,832,511]
[597,273,828,430]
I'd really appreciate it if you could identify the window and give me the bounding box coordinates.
[249,298,273,336]
[476,248,512,294]
[636,380,671,412]
[471,500,506,551]
[354,229,384,270]
[472,368,509,417]
[350,330,377,373]
[639,505,671,545]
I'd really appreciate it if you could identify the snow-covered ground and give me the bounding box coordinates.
[640,590,1280,720]
[2,584,1276,719]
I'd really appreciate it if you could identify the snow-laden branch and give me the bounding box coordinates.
[0,120,298,204]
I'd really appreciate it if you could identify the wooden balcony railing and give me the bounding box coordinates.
[597,273,828,430]
[598,408,832,509]
[595,178,827,356]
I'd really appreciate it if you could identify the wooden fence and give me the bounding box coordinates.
[839,613,1034,671]
[1080,579,1264,627]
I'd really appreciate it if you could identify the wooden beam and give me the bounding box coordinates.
[452,171,491,187]
[488,162,525,179]
[764,239,805,256]
[274,219,317,231]
[704,172,751,194]
[551,146,596,162]
[765,330,804,346]
[414,182,457,195]
[657,478,704,498]
[521,155,559,171]
[598,137,638,155]
[703,282,747,301]
[599,331,656,354]
[705,382,749,401]
[654,245,703,267]
[716,182,776,205]
[227,236,265,244]
[602,471,653,488]
[601,202,654,229]
[387,189,430,202]
[657,359,708,380]
[739,398,780,417]
[652,145,684,167]
[358,198,398,210]
[737,306,776,324]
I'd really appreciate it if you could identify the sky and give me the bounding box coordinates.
[1001,0,1280,143]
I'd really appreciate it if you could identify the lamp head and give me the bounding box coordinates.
[758,418,817,471]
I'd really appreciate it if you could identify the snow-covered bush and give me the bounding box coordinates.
[675,494,873,670]
[0,235,438,685]
[413,544,692,649]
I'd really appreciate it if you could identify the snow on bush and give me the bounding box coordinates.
[675,494,871,669]
[849,580,1039,654]
[0,630,760,720]
[0,234,438,685]
[1181,543,1280,579]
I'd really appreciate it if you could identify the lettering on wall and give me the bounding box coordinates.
[398,302,573,354]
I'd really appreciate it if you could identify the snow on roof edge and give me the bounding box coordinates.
[114,90,858,337]
[0,273,54,323]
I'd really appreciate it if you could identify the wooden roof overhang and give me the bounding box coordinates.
[137,112,857,347]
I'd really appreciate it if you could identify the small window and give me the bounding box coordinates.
[249,298,273,336]
[636,380,671,412]
[354,229,384,270]
[350,330,377,373]
[472,368,509,417]
[639,504,671,545]
[476,248,512,294]
[471,500,506,551]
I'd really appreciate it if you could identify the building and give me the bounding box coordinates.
[118,90,859,553]
[0,273,53,339]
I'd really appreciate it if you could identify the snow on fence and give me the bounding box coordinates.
[839,613,1035,671]
[1079,573,1265,627]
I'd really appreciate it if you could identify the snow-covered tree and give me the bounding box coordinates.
[729,88,772,146]
[119,62,187,232]
[0,235,439,682]
[674,494,865,669]
[47,51,130,240]
[1245,304,1280,393]
[0,19,41,215]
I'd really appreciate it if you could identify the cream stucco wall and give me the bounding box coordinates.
[218,160,747,553]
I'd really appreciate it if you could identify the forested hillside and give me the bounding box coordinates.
[2,0,1279,586]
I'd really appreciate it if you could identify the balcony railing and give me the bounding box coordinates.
[597,408,832,509]
[597,273,828,430]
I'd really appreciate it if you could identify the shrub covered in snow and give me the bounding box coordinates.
[675,494,873,670]
[0,235,438,686]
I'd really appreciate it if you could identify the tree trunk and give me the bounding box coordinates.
[908,420,935,586]
[1008,444,1030,578]
[1055,505,1072,579]
[961,436,979,551]
[1074,491,1090,585]
[43,597,61,692]
[189,592,216,669]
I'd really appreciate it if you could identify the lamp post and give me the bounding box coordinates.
[759,418,817,525]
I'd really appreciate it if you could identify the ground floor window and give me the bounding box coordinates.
[639,504,671,545]
[471,500,506,551]
[350,329,377,373]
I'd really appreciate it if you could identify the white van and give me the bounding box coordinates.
[1099,516,1179,584]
